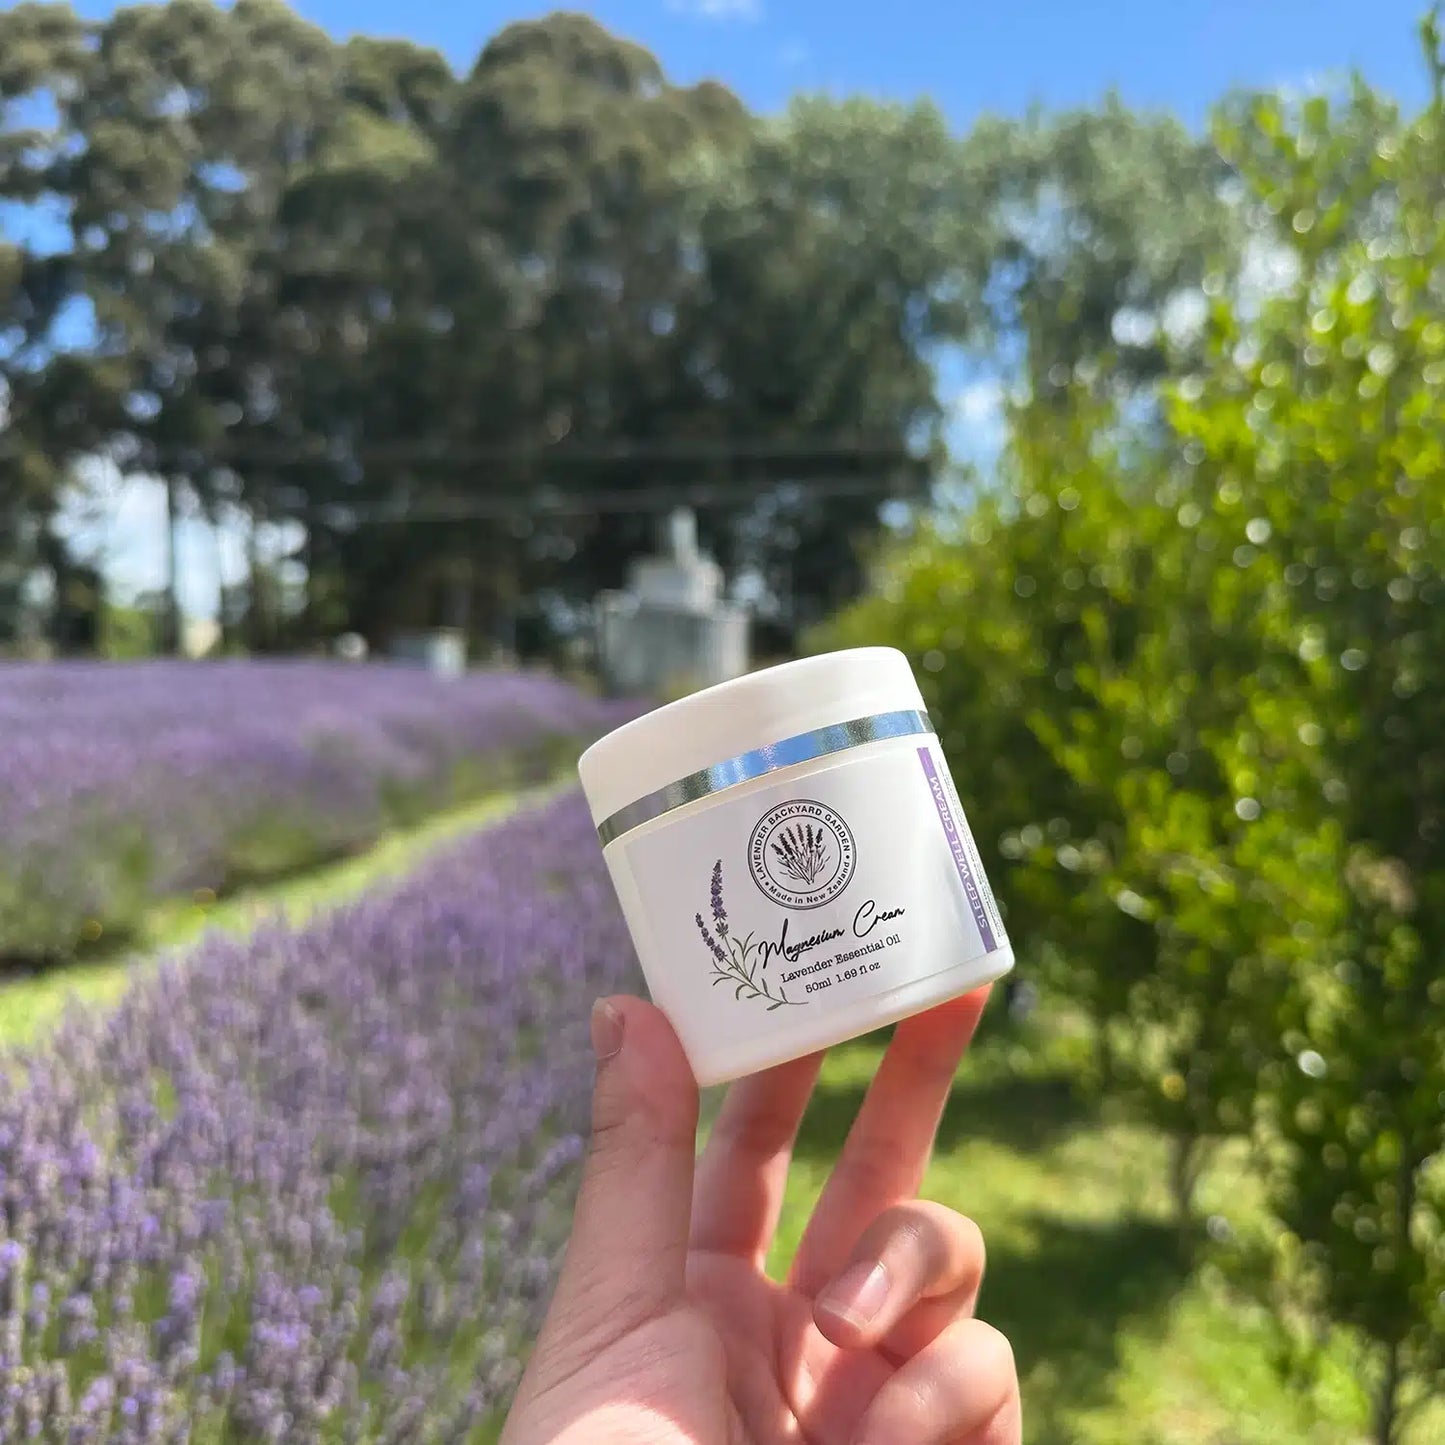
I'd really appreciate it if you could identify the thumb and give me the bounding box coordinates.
[542,995,699,1352]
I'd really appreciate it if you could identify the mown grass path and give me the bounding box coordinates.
[0,780,565,1047]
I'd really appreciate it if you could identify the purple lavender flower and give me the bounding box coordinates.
[0,661,644,959]
[0,792,640,1438]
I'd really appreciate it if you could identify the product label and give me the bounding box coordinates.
[619,740,1008,1029]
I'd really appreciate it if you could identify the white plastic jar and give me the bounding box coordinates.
[578,647,1014,1085]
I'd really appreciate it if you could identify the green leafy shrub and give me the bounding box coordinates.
[823,27,1445,1439]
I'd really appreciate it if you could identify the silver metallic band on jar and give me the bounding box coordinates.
[596,708,936,846]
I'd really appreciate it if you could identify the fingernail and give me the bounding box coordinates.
[818,1260,890,1331]
[590,999,624,1062]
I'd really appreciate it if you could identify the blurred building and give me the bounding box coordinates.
[182,618,221,658]
[596,509,748,698]
[389,627,468,677]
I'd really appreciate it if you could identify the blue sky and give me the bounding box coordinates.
[61,0,1434,125]
[253,0,1432,122]
[44,0,1438,618]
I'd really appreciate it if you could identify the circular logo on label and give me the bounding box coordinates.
[748,799,856,910]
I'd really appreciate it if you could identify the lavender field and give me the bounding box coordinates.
[0,793,631,1442]
[0,662,633,959]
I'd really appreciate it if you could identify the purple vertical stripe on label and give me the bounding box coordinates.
[918,746,997,953]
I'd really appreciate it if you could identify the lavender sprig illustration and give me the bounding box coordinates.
[710,859,728,938]
[696,913,728,965]
[696,862,801,1010]
[771,823,831,887]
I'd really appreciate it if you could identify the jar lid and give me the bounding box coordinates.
[578,647,926,830]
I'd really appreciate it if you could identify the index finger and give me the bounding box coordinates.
[788,988,989,1298]
[689,1050,824,1263]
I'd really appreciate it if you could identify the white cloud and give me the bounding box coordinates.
[1161,288,1208,347]
[951,377,1005,427]
[56,463,294,622]
[1110,306,1159,349]
[666,0,762,21]
[1270,72,1343,105]
[1238,234,1302,312]
[58,463,167,596]
[946,377,1008,464]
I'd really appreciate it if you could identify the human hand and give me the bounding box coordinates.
[501,989,1020,1444]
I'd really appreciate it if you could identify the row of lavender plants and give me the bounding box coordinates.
[0,793,632,1441]
[0,661,635,959]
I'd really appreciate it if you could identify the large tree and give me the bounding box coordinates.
[963,98,1239,395]
[1,1,1244,656]
[0,3,126,647]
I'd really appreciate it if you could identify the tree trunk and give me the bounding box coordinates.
[1092,1016,1117,1092]
[1372,1337,1401,1445]
[163,477,182,656]
[1371,1148,1418,1445]
[247,505,266,653]
[1169,1131,1204,1226]
[446,557,471,634]
[210,515,230,653]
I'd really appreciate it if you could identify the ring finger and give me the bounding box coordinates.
[789,989,990,1298]
[812,1200,985,1357]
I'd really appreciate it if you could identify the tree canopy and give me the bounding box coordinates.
[0,0,1233,654]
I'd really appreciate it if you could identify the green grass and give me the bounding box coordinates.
[766,1011,1440,1445]
[0,781,565,1047]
